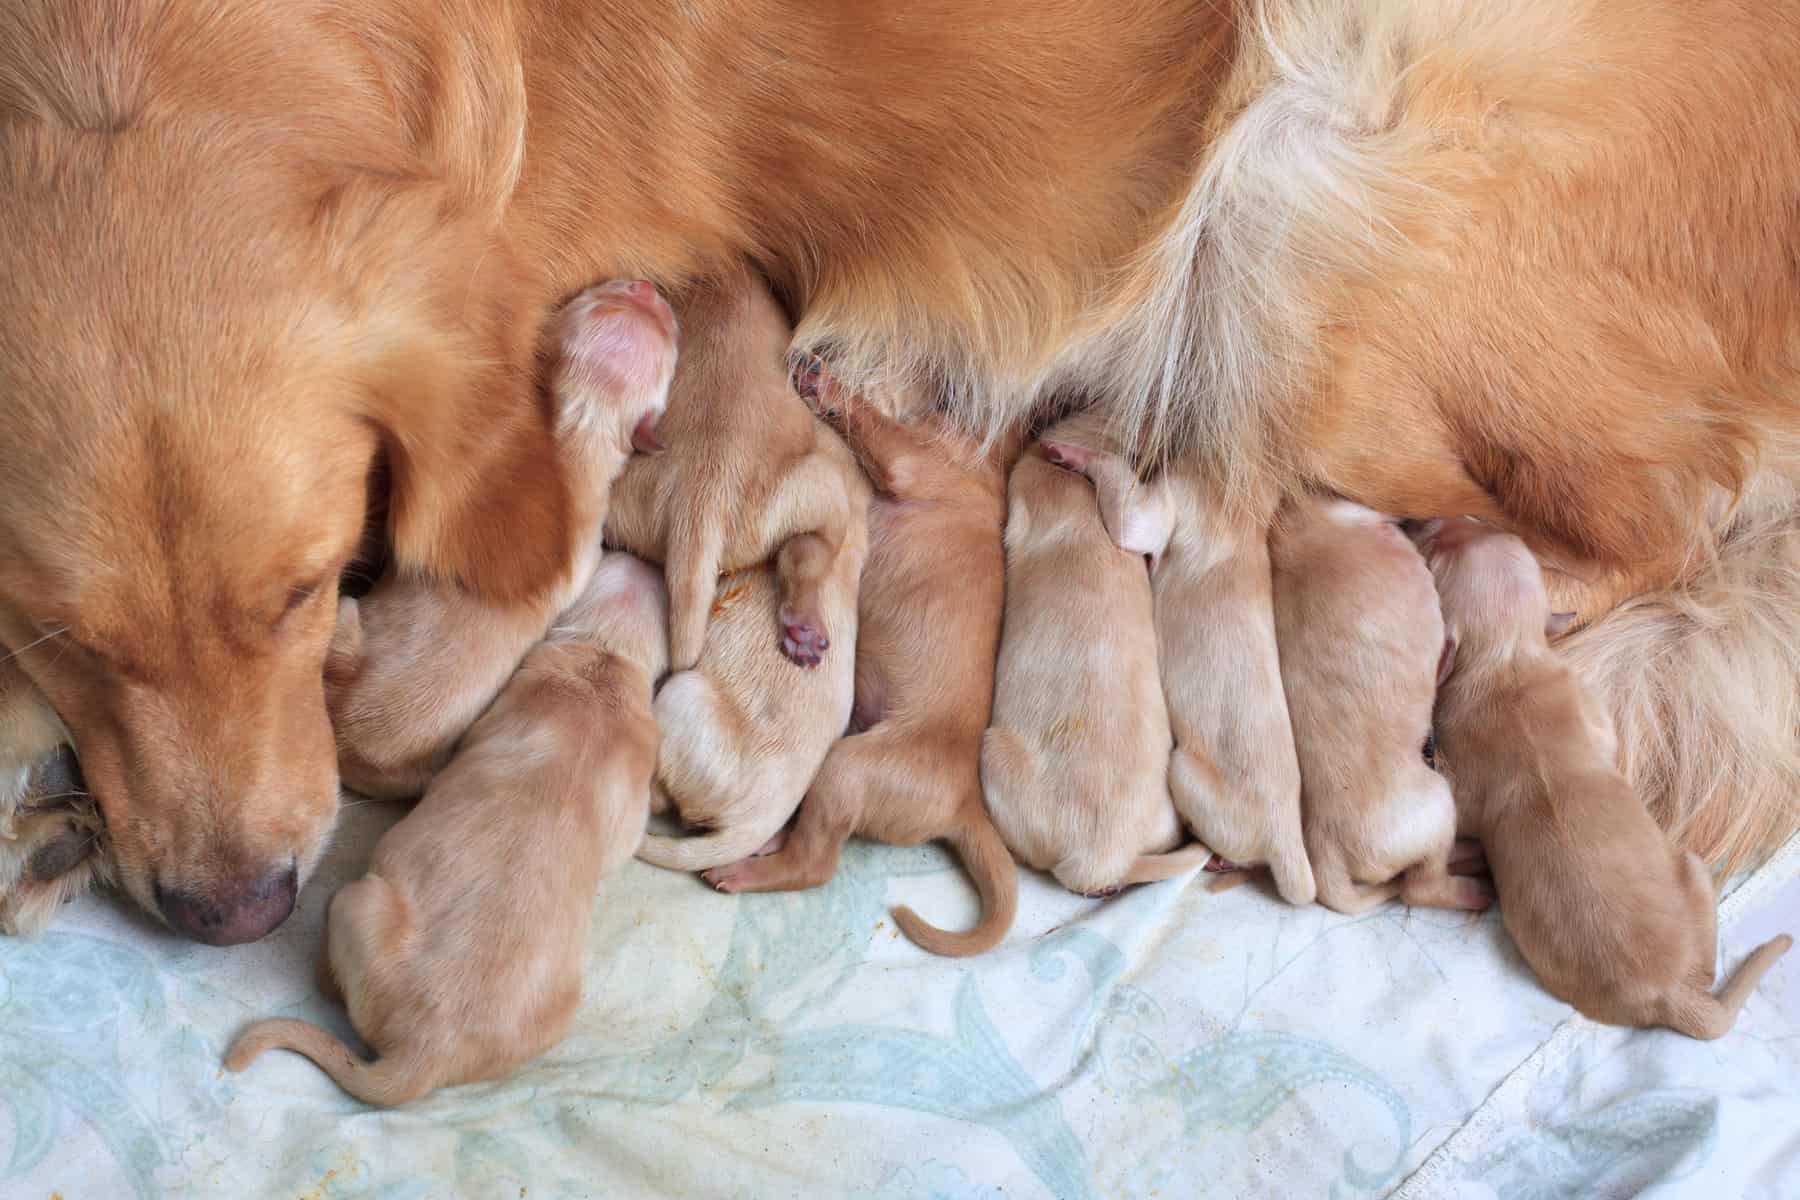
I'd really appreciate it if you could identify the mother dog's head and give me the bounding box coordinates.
[0,4,557,943]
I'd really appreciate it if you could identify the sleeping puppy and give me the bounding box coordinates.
[0,661,109,935]
[226,552,668,1105]
[326,281,676,797]
[603,269,864,673]
[1271,496,1488,916]
[700,369,1023,957]
[981,413,1211,898]
[1103,462,1315,905]
[1422,517,1791,1037]
[636,428,869,872]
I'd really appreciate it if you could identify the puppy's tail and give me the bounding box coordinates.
[226,1019,438,1107]
[894,794,1020,958]
[1663,934,1794,1040]
[638,819,786,873]
[1121,840,1215,884]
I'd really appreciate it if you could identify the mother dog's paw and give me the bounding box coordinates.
[0,743,111,937]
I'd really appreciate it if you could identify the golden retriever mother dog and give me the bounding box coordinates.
[0,0,1796,942]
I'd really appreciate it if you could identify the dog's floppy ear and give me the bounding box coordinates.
[375,358,572,606]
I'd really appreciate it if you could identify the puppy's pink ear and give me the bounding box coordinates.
[1545,611,1578,639]
[631,411,666,454]
[1042,442,1093,473]
[1435,636,1458,687]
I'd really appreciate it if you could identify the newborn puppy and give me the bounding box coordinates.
[1423,516,1792,1038]
[1271,496,1487,915]
[0,660,110,934]
[981,414,1210,898]
[326,281,676,796]
[700,370,1023,957]
[227,552,668,1104]
[603,268,863,672]
[1105,463,1315,905]
[636,432,869,872]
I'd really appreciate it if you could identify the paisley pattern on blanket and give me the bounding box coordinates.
[1,810,1796,1199]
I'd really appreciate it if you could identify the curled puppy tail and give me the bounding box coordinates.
[638,818,789,873]
[226,1019,439,1107]
[894,795,1020,958]
[1121,840,1215,885]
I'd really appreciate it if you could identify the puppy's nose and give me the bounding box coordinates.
[156,864,297,946]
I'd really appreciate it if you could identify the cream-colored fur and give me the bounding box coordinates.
[636,430,870,873]
[1271,496,1488,915]
[603,270,864,674]
[325,281,677,797]
[1108,462,1314,904]
[226,552,668,1104]
[1424,517,1791,1037]
[982,415,1209,897]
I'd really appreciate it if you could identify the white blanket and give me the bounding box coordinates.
[3,802,1795,1199]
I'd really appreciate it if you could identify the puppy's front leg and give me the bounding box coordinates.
[0,663,107,935]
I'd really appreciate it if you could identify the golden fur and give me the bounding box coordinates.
[327,280,677,798]
[226,552,668,1104]
[602,269,860,672]
[701,372,1023,957]
[982,416,1211,897]
[1271,496,1489,915]
[0,0,1795,935]
[1108,464,1315,905]
[1424,517,1791,1037]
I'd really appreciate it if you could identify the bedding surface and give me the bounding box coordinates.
[3,802,1795,1199]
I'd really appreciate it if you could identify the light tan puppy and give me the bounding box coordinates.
[226,552,668,1104]
[1271,496,1487,916]
[982,415,1210,898]
[326,281,677,798]
[1422,517,1791,1037]
[637,424,871,873]
[701,370,1023,957]
[0,661,109,935]
[603,270,863,673]
[1106,463,1315,905]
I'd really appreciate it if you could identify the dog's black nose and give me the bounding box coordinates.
[156,863,297,946]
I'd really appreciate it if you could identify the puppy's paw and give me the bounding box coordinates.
[1204,854,1247,873]
[1449,875,1497,911]
[778,606,830,668]
[789,353,847,421]
[1079,885,1122,900]
[0,746,108,937]
[701,859,761,894]
[1447,838,1488,877]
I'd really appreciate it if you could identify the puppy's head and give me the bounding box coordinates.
[1416,517,1574,673]
[0,97,554,942]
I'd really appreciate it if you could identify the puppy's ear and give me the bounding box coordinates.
[1545,611,1578,639]
[1436,635,1457,687]
[1041,441,1094,473]
[1087,456,1172,560]
[323,597,365,691]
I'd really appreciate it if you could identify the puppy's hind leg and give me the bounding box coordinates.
[775,532,836,668]
[1399,855,1494,912]
[663,516,726,672]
